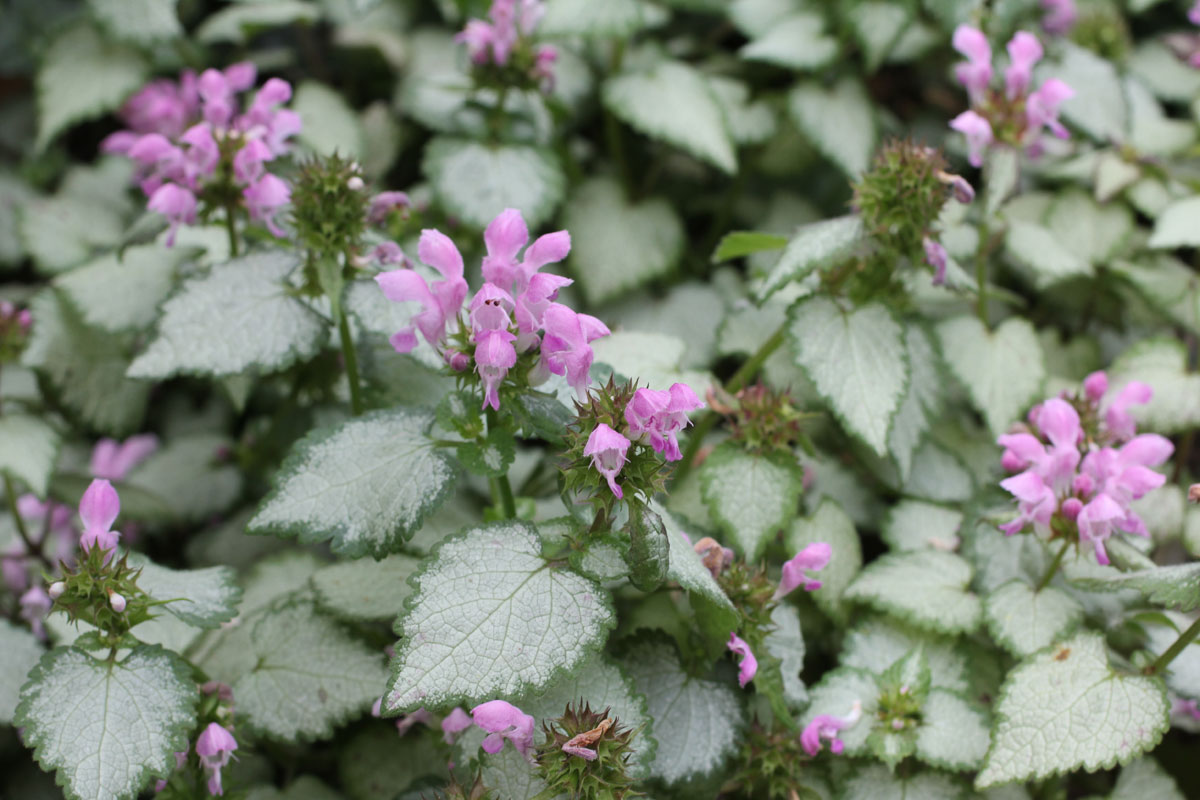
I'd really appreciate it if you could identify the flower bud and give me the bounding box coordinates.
[1062,497,1083,521]
[347,176,364,191]
[48,581,65,599]
[110,592,127,612]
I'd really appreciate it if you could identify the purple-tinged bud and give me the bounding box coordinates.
[924,237,949,286]
[1083,371,1108,402]
[1072,474,1094,497]
[347,176,364,191]
[441,707,473,744]
[110,592,127,613]
[1062,497,1083,521]
[727,633,758,687]
[48,581,65,599]
[1001,449,1025,473]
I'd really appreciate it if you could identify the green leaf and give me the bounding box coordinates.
[293,81,365,160]
[590,331,714,397]
[16,645,196,800]
[740,14,838,71]
[757,215,864,301]
[89,0,181,45]
[130,555,241,628]
[540,0,654,37]
[384,522,615,712]
[1111,255,1200,335]
[1109,758,1186,800]
[0,414,59,496]
[35,24,147,150]
[786,500,863,622]
[654,501,738,625]
[1005,221,1093,286]
[841,618,969,693]
[127,250,329,380]
[1046,190,1134,267]
[764,604,808,707]
[916,689,990,770]
[1149,196,1200,249]
[976,632,1169,788]
[1070,563,1200,611]
[0,619,42,724]
[457,428,516,478]
[937,315,1045,437]
[55,245,185,333]
[845,550,982,636]
[19,194,125,275]
[1109,338,1200,434]
[124,435,242,524]
[312,554,420,621]
[518,656,655,775]
[563,178,684,304]
[603,60,737,174]
[889,325,944,481]
[800,667,879,756]
[1047,41,1127,143]
[624,639,743,784]
[21,289,149,436]
[984,580,1084,657]
[511,390,573,444]
[1095,151,1142,203]
[788,78,876,177]
[423,137,566,229]
[707,76,777,146]
[480,746,556,800]
[882,500,963,552]
[713,231,789,262]
[196,0,320,44]
[788,296,907,455]
[249,409,457,558]
[842,763,964,800]
[0,173,35,267]
[850,2,911,71]
[233,599,388,741]
[699,442,804,558]
[339,725,444,800]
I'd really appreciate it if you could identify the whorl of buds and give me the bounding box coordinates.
[536,702,640,800]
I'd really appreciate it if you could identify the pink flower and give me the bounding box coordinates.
[1103,381,1152,442]
[396,708,434,737]
[79,479,121,555]
[195,722,237,796]
[180,124,220,184]
[727,633,758,687]
[1191,0,1200,26]
[469,283,515,335]
[475,329,518,410]
[147,184,197,246]
[1026,78,1074,140]
[90,434,159,481]
[480,208,572,296]
[584,424,631,499]
[470,700,535,757]
[1083,370,1108,402]
[243,174,291,237]
[774,542,832,600]
[372,241,409,267]
[1005,32,1043,99]
[456,20,498,64]
[923,237,948,286]
[442,707,474,743]
[1042,0,1078,35]
[540,304,608,399]
[515,272,573,350]
[953,25,993,103]
[533,45,558,91]
[624,383,704,461]
[998,470,1058,536]
[801,701,862,756]
[232,139,271,185]
[949,110,994,168]
[376,229,469,353]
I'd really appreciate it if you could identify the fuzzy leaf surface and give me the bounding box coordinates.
[881,500,963,552]
[788,78,875,177]
[786,500,863,622]
[624,640,743,785]
[985,580,1084,657]
[0,620,43,724]
[15,645,196,800]
[758,215,864,301]
[788,296,907,455]
[845,550,982,635]
[385,522,614,713]
[423,137,565,229]
[131,555,241,628]
[699,442,803,558]
[312,554,420,621]
[0,414,59,496]
[976,632,1169,788]
[127,250,328,379]
[249,409,456,558]
[1070,563,1200,611]
[938,315,1045,436]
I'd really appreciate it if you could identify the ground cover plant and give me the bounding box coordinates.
[5,0,1200,798]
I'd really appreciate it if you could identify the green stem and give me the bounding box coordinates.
[334,304,364,416]
[486,408,517,519]
[1146,614,1200,676]
[673,323,788,483]
[224,203,240,258]
[1036,540,1071,592]
[975,222,990,328]
[3,474,53,571]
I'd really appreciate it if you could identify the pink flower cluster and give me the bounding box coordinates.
[998,372,1173,565]
[584,384,704,500]
[948,27,1074,166]
[456,0,557,90]
[102,63,301,244]
[377,208,609,412]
